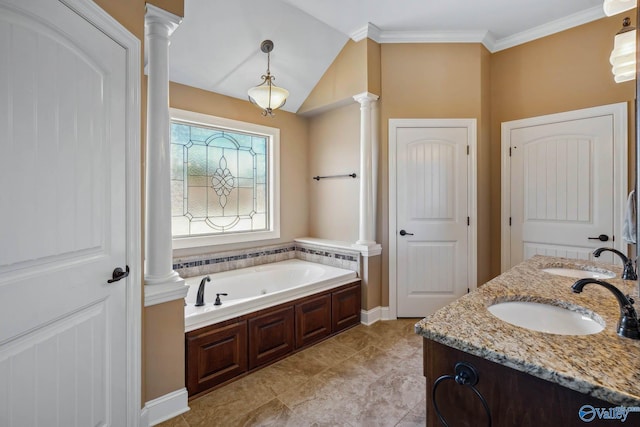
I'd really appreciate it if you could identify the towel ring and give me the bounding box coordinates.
[432,362,492,426]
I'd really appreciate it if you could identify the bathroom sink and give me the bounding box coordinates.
[541,267,615,279]
[487,301,604,335]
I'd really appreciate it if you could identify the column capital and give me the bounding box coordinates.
[145,3,182,37]
[353,92,380,104]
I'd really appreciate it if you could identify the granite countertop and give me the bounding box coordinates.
[415,255,640,406]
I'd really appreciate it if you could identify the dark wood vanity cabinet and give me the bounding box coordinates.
[424,339,614,427]
[248,306,294,369]
[186,280,361,397]
[295,293,332,348]
[185,319,248,396]
[332,283,361,333]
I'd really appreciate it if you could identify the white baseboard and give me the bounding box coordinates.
[360,306,395,325]
[143,387,190,426]
[360,307,381,325]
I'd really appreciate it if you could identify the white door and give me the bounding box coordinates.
[0,0,135,425]
[391,120,476,318]
[503,104,627,269]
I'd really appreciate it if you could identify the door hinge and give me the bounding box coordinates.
[467,288,470,293]
[467,145,470,155]
[467,217,470,226]
[509,217,512,226]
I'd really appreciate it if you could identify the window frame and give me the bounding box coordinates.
[169,108,280,249]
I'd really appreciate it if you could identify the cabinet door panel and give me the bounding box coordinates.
[332,283,361,333]
[249,306,294,369]
[186,320,247,396]
[295,293,332,349]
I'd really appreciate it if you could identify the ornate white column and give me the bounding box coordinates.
[353,92,380,247]
[144,5,185,298]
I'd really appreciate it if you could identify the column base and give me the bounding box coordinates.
[144,271,187,307]
[352,242,382,257]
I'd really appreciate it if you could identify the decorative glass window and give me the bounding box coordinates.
[170,109,280,248]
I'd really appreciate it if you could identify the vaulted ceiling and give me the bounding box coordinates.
[167,0,606,113]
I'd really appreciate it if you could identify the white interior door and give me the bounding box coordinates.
[391,120,475,318]
[503,104,627,269]
[0,0,135,425]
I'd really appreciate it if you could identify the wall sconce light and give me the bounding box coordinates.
[247,40,289,117]
[610,17,636,82]
[604,0,637,16]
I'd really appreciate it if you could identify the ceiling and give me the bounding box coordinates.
[167,0,607,114]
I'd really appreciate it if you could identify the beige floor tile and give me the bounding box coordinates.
[163,320,425,427]
[297,335,358,366]
[234,398,293,426]
[353,366,426,427]
[396,398,427,427]
[183,374,275,427]
[332,325,381,351]
[155,414,190,427]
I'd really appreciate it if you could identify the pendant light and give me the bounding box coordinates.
[248,40,289,117]
[610,17,636,83]
[603,0,637,16]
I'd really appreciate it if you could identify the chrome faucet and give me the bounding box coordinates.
[571,278,640,339]
[593,247,637,280]
[195,276,210,307]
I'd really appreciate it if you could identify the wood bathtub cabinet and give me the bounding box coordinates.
[185,280,361,397]
[331,282,361,333]
[248,306,295,369]
[424,339,613,427]
[295,293,332,348]
[185,319,248,396]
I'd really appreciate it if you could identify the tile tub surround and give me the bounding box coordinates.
[173,241,360,278]
[415,255,640,407]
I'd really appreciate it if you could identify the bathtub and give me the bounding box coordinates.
[183,259,358,332]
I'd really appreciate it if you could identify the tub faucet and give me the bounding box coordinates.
[195,276,210,307]
[571,278,639,339]
[593,247,637,280]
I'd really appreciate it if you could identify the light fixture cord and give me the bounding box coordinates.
[266,51,272,110]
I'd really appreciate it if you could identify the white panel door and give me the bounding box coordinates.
[0,1,129,425]
[509,114,618,266]
[395,126,470,317]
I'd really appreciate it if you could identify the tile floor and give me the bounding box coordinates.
[158,319,426,427]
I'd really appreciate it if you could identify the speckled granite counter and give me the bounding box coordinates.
[415,255,640,406]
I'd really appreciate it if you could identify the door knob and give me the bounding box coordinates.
[399,229,414,236]
[588,234,609,242]
[108,265,130,283]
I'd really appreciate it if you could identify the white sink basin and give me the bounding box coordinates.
[541,267,615,279]
[487,301,604,335]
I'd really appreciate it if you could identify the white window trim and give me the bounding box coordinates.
[169,108,280,249]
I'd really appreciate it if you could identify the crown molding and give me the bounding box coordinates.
[348,5,606,52]
[351,22,382,42]
[491,5,605,52]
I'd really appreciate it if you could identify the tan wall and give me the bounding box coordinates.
[298,39,368,114]
[379,43,487,305]
[367,39,382,95]
[144,300,186,399]
[308,102,360,241]
[170,82,310,258]
[490,15,636,278]
[478,46,492,286]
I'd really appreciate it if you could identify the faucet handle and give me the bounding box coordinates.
[214,293,228,306]
[627,295,635,305]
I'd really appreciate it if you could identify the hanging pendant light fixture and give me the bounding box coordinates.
[603,0,637,16]
[248,40,289,117]
[610,17,636,83]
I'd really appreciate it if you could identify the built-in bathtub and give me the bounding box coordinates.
[183,259,358,332]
